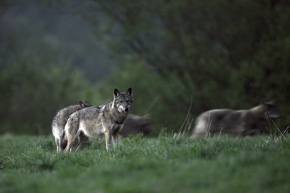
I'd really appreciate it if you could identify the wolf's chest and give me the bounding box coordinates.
[110,123,124,133]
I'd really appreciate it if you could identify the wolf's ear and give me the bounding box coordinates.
[126,87,132,96]
[81,99,91,107]
[114,89,121,98]
[79,100,84,107]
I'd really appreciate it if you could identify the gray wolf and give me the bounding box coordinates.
[64,88,133,152]
[52,100,92,151]
[119,114,151,137]
[191,102,279,138]
[66,114,150,151]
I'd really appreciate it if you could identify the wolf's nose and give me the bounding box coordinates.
[125,108,129,112]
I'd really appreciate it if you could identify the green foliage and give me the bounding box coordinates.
[0,55,93,135]
[1,0,290,136]
[87,0,290,133]
[1,134,290,193]
[93,58,190,135]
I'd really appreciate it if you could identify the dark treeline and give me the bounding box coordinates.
[0,0,289,135]
[0,0,105,134]
[87,0,290,134]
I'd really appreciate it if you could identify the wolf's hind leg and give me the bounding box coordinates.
[65,133,78,152]
[55,138,60,152]
[75,132,88,151]
[64,117,80,152]
[64,136,73,152]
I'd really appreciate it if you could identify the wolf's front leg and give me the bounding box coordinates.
[104,131,112,152]
[112,133,118,149]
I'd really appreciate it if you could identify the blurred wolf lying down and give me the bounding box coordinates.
[119,114,150,138]
[191,102,279,138]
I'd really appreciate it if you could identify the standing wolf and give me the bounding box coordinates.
[191,102,279,138]
[64,88,133,152]
[52,100,92,151]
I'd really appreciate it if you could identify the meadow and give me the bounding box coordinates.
[0,133,290,193]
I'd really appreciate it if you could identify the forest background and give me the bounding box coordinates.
[0,0,289,136]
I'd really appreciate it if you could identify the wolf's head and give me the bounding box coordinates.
[252,101,280,120]
[263,101,280,119]
[112,88,133,113]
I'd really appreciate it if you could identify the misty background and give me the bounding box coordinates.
[0,0,289,136]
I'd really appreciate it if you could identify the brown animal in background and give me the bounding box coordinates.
[191,102,279,138]
[52,100,92,152]
[119,114,151,137]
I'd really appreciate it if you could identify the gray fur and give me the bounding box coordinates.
[52,100,91,151]
[191,102,279,138]
[64,88,133,152]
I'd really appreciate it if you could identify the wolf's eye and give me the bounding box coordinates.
[126,100,130,103]
[119,100,123,103]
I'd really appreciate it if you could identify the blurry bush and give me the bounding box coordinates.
[0,54,94,135]
[1,0,290,135]
[88,0,290,133]
[93,57,191,135]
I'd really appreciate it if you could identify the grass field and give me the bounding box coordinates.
[0,133,290,193]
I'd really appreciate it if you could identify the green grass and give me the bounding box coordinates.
[0,133,290,193]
